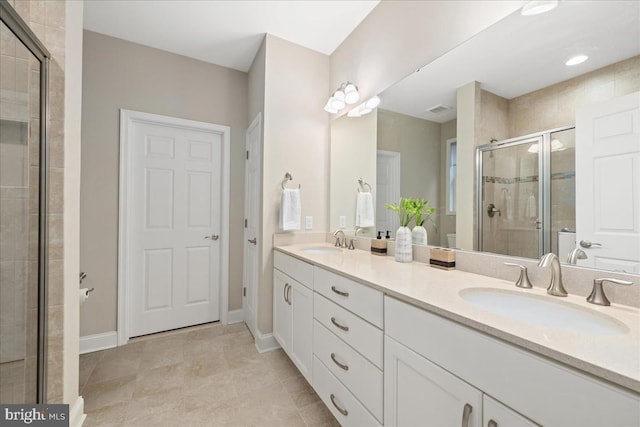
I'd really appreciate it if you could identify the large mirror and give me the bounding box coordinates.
[329,0,640,273]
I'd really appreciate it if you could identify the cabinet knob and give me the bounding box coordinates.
[331,285,349,297]
[461,403,473,427]
[488,420,498,427]
[330,352,349,371]
[330,393,348,416]
[330,317,349,332]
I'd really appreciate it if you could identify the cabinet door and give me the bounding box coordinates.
[483,395,539,427]
[385,336,482,427]
[290,280,313,383]
[273,269,292,353]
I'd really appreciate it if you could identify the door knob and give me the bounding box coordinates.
[580,240,602,248]
[204,234,219,240]
[248,237,257,245]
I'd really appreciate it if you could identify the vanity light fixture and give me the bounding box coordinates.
[324,82,360,113]
[347,96,380,118]
[565,55,589,66]
[521,0,558,16]
[527,139,565,153]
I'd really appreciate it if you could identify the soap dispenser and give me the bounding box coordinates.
[371,231,387,256]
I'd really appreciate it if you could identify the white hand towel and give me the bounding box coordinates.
[525,194,537,219]
[505,193,513,220]
[280,188,301,231]
[356,192,375,228]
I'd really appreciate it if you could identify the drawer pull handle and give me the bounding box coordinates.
[330,353,349,371]
[330,393,348,416]
[330,317,349,332]
[286,284,292,306]
[283,283,289,303]
[461,403,473,427]
[488,420,498,427]
[331,285,349,297]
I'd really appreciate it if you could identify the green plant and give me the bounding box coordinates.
[412,198,437,229]
[385,198,415,227]
[386,197,437,229]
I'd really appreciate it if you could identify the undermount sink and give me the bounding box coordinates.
[459,287,629,336]
[300,246,343,254]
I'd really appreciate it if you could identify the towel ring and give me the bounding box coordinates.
[358,178,372,193]
[282,172,301,190]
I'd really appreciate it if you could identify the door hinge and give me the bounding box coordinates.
[244,218,248,228]
[243,287,246,297]
[246,150,249,160]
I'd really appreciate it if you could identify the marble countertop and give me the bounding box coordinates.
[275,243,640,394]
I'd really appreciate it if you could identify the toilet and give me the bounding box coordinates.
[447,233,456,249]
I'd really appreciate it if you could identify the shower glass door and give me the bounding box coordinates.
[0,4,49,404]
[478,137,543,259]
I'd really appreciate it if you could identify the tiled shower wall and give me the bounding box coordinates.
[7,0,66,403]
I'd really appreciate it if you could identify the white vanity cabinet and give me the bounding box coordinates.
[385,296,640,427]
[312,265,384,426]
[385,335,483,426]
[273,252,314,382]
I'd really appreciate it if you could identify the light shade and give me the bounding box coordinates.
[565,55,588,66]
[324,100,338,114]
[365,96,380,110]
[521,0,558,16]
[344,83,359,105]
[347,108,361,118]
[330,90,346,110]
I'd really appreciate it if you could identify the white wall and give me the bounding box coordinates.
[329,112,377,234]
[456,81,479,250]
[330,1,523,110]
[258,35,330,333]
[63,0,82,408]
[80,31,248,336]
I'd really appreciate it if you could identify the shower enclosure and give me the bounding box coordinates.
[0,2,50,403]
[477,127,575,259]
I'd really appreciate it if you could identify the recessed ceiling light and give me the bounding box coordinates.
[565,55,589,66]
[521,0,558,16]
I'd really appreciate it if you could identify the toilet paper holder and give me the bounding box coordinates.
[79,272,94,293]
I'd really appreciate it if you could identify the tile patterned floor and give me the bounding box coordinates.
[80,322,341,427]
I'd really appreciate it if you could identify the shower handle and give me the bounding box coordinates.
[487,203,501,218]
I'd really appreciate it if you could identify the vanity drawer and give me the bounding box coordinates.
[313,355,382,427]
[314,266,383,327]
[313,320,383,422]
[314,294,383,368]
[274,251,313,289]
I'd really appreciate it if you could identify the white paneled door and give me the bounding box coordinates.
[120,110,230,339]
[576,92,640,273]
[243,113,261,338]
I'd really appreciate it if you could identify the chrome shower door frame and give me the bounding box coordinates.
[0,0,51,404]
[476,125,575,258]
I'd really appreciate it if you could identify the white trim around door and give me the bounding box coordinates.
[118,109,231,345]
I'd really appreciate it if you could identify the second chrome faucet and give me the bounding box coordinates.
[538,253,568,297]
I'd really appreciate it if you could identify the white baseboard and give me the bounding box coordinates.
[226,309,244,324]
[80,331,118,354]
[69,396,86,427]
[255,330,280,353]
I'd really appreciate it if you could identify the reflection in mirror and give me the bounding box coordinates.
[330,0,639,272]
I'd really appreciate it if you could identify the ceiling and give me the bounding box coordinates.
[380,1,640,123]
[83,0,380,72]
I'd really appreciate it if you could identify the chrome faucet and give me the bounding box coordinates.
[333,229,347,248]
[587,278,633,306]
[348,227,365,250]
[538,253,568,297]
[566,247,588,265]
